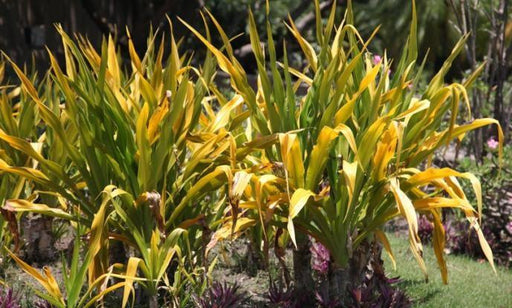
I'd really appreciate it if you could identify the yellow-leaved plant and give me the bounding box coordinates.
[183,0,503,305]
[0,22,237,307]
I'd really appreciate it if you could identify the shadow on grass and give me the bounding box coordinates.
[398,279,441,305]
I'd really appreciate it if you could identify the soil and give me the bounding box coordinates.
[209,238,294,307]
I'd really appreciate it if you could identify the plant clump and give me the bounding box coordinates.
[195,281,249,308]
[0,287,21,308]
[0,0,504,306]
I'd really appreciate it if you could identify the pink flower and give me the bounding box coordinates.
[487,137,499,150]
[506,221,512,235]
[310,239,330,274]
[372,55,382,66]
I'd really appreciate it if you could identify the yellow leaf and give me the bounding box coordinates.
[449,118,504,166]
[288,188,315,248]
[231,171,252,199]
[357,117,389,168]
[334,95,357,126]
[107,36,121,86]
[334,124,358,156]
[3,199,74,221]
[84,282,126,308]
[395,99,430,122]
[340,160,357,212]
[412,197,473,212]
[389,178,427,280]
[358,60,381,93]
[179,17,243,86]
[122,257,141,308]
[88,193,110,286]
[373,123,398,181]
[7,249,64,303]
[210,95,244,132]
[406,168,482,220]
[136,103,151,190]
[285,18,318,72]
[375,230,396,270]
[469,217,496,274]
[207,217,256,255]
[305,126,337,191]
[169,166,231,225]
[431,210,448,284]
[278,63,313,85]
[279,133,305,189]
[147,101,169,144]
[126,28,142,73]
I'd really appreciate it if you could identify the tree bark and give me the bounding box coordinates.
[292,233,315,306]
[327,240,374,307]
[493,0,508,138]
[149,295,158,308]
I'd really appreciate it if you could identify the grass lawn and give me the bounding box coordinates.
[382,232,512,307]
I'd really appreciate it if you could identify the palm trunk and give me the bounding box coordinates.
[149,295,158,308]
[326,240,378,306]
[292,233,315,306]
[21,215,55,263]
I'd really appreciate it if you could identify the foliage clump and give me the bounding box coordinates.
[0,0,505,306]
[195,281,249,308]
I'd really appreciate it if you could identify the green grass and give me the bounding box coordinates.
[382,232,512,307]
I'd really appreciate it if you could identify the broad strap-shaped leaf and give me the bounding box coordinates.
[375,230,396,270]
[285,17,318,72]
[136,103,151,192]
[122,257,141,308]
[168,165,231,226]
[3,199,75,221]
[431,210,448,284]
[357,117,389,168]
[88,186,113,287]
[279,133,305,190]
[207,217,256,255]
[7,249,65,305]
[208,94,244,133]
[372,122,398,181]
[406,168,482,220]
[447,118,504,164]
[288,188,315,248]
[469,216,496,274]
[389,178,427,280]
[305,126,338,191]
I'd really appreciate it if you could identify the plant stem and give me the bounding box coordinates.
[149,295,158,308]
[292,233,315,306]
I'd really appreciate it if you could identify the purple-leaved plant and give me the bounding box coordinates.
[195,281,249,308]
[310,238,330,274]
[34,300,53,308]
[418,215,434,244]
[350,265,411,308]
[267,284,296,308]
[0,287,21,308]
[315,291,340,308]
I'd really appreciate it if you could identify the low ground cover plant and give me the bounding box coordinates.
[0,0,504,306]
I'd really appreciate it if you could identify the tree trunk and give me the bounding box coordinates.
[292,233,315,306]
[332,240,372,306]
[21,215,56,263]
[322,240,382,307]
[493,0,509,138]
[149,295,158,308]
[244,238,266,276]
